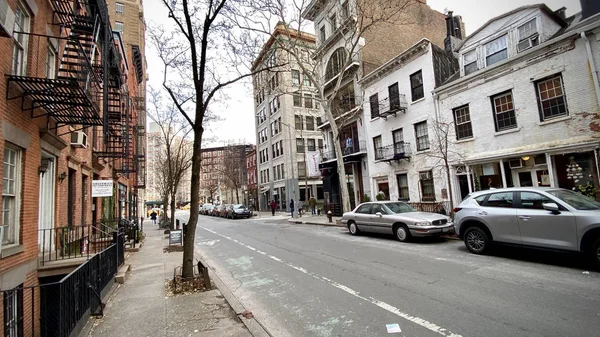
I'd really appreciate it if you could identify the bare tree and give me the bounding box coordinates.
[232,0,423,212]
[220,145,248,204]
[148,89,194,230]
[148,0,271,277]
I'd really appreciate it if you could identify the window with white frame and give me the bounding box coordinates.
[3,144,22,246]
[46,44,57,79]
[303,74,311,87]
[419,171,435,201]
[414,121,429,151]
[373,135,382,160]
[115,2,124,14]
[410,70,424,101]
[306,116,314,130]
[453,105,473,140]
[304,94,313,109]
[517,19,539,52]
[392,128,404,154]
[295,115,303,130]
[292,70,300,85]
[319,25,326,42]
[396,174,409,201]
[485,35,507,66]
[307,139,316,151]
[296,138,304,153]
[491,91,518,131]
[114,21,124,33]
[536,75,568,121]
[298,162,306,177]
[463,49,478,75]
[369,94,379,118]
[329,13,337,32]
[341,1,349,19]
[12,3,30,76]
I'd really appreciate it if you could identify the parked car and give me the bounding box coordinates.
[211,205,222,216]
[227,204,251,219]
[341,201,453,242]
[201,204,214,215]
[220,204,232,218]
[454,187,600,267]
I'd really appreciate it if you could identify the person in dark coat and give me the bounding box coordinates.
[289,199,295,217]
[150,210,157,225]
[270,200,277,216]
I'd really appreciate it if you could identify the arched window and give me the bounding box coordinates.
[325,47,347,82]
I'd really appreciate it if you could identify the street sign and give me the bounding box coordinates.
[169,230,183,245]
[92,180,113,197]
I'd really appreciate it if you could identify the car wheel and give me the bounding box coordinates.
[464,227,489,254]
[590,237,600,268]
[348,221,359,236]
[394,225,411,242]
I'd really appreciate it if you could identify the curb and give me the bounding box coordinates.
[287,219,344,227]
[197,256,272,337]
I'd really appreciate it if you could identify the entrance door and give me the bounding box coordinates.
[38,154,56,253]
[517,171,534,187]
[514,168,551,187]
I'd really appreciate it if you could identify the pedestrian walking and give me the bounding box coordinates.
[270,200,277,216]
[298,200,304,217]
[309,197,317,215]
[150,210,157,225]
[289,199,295,217]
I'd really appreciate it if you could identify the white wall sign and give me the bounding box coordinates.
[306,151,321,177]
[92,180,114,197]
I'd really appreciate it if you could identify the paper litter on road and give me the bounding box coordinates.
[386,324,402,333]
[582,271,590,275]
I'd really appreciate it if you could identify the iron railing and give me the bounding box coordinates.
[407,201,451,215]
[0,240,121,337]
[375,142,412,161]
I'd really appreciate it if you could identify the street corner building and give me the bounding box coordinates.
[0,0,147,334]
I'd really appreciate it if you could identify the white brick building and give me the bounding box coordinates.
[360,39,458,205]
[433,4,600,203]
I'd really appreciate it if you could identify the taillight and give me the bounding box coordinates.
[453,207,462,213]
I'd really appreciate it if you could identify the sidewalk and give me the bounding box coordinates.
[287,213,343,227]
[80,221,260,337]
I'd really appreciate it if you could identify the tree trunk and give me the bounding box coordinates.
[182,126,203,278]
[235,188,239,204]
[445,162,454,215]
[170,196,176,230]
[162,196,169,229]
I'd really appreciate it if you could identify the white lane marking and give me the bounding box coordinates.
[202,227,463,337]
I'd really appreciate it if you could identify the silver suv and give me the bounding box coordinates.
[454,187,600,267]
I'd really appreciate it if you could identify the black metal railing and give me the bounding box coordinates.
[407,201,451,215]
[341,140,367,156]
[377,94,408,118]
[375,142,412,161]
[0,241,120,337]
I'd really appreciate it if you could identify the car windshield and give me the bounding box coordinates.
[384,202,416,214]
[547,190,600,210]
[235,205,247,209]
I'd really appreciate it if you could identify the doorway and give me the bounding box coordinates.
[514,168,551,187]
[38,154,56,253]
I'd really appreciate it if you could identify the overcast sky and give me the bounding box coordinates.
[143,0,581,146]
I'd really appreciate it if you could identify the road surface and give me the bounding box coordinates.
[173,211,600,337]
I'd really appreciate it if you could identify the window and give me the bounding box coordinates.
[293,93,302,107]
[318,139,323,149]
[306,116,314,131]
[12,3,30,76]
[414,121,429,151]
[388,82,400,109]
[370,94,379,119]
[303,74,311,87]
[373,136,382,160]
[536,75,568,121]
[307,139,316,151]
[292,70,300,85]
[486,35,507,66]
[316,117,322,126]
[295,115,303,130]
[341,1,349,19]
[330,14,337,32]
[115,2,124,14]
[419,171,435,201]
[325,47,346,81]
[453,105,473,140]
[355,204,371,214]
[463,49,478,75]
[3,285,23,337]
[520,192,553,210]
[370,204,385,215]
[298,162,306,177]
[114,21,124,33]
[319,26,326,42]
[46,45,56,79]
[410,70,423,101]
[517,19,538,52]
[392,128,404,154]
[296,138,304,153]
[485,192,514,208]
[491,91,517,131]
[397,174,409,201]
[3,144,21,246]
[304,94,314,109]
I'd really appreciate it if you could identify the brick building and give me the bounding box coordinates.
[302,0,449,214]
[200,145,253,204]
[0,0,146,334]
[245,146,257,208]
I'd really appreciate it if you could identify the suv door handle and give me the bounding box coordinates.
[519,215,530,220]
[477,211,488,216]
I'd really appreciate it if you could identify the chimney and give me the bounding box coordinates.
[554,6,567,20]
[444,10,463,53]
[581,0,600,20]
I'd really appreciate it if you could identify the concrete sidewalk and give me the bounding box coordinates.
[80,221,264,337]
[287,213,343,227]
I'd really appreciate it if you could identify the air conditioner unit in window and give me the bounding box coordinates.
[0,0,16,38]
[70,131,88,148]
[517,35,539,53]
[419,171,432,180]
[508,158,523,169]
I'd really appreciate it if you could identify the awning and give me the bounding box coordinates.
[260,185,270,193]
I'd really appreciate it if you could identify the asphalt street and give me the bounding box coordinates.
[174,211,600,337]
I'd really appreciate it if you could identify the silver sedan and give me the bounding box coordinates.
[341,201,454,242]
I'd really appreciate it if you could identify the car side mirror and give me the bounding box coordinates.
[542,202,560,214]
[375,212,383,217]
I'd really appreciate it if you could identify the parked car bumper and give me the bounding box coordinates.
[409,223,455,237]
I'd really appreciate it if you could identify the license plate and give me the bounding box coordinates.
[443,227,450,232]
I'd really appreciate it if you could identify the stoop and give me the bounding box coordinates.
[115,264,131,284]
